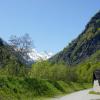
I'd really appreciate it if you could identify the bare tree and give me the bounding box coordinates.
[9,33,33,56]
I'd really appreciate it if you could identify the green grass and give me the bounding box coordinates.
[0,76,91,100]
[89,91,100,95]
[0,77,60,100]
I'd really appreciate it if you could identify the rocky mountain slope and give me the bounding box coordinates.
[50,11,100,65]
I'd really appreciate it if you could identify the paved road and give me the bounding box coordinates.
[52,89,100,100]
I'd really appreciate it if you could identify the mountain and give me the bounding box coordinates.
[0,38,12,67]
[50,11,100,65]
[28,49,53,61]
[0,37,29,68]
[0,38,20,67]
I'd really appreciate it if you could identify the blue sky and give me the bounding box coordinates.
[0,0,99,53]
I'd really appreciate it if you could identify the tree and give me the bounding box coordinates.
[9,33,33,56]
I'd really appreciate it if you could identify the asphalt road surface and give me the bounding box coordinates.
[52,89,100,100]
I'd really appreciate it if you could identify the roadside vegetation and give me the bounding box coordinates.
[0,56,97,100]
[0,76,91,100]
[0,34,99,100]
[89,91,100,95]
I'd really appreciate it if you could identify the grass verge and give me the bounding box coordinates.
[89,91,100,95]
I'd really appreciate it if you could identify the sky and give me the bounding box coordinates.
[0,0,99,54]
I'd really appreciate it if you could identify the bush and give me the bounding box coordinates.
[29,61,78,82]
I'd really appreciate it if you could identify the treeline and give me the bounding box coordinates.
[29,61,78,82]
[1,50,99,83]
[29,50,100,83]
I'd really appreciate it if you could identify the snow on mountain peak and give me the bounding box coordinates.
[28,49,53,61]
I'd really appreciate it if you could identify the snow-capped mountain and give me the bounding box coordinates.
[28,49,53,61]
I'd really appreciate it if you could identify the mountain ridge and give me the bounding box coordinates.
[50,11,100,65]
